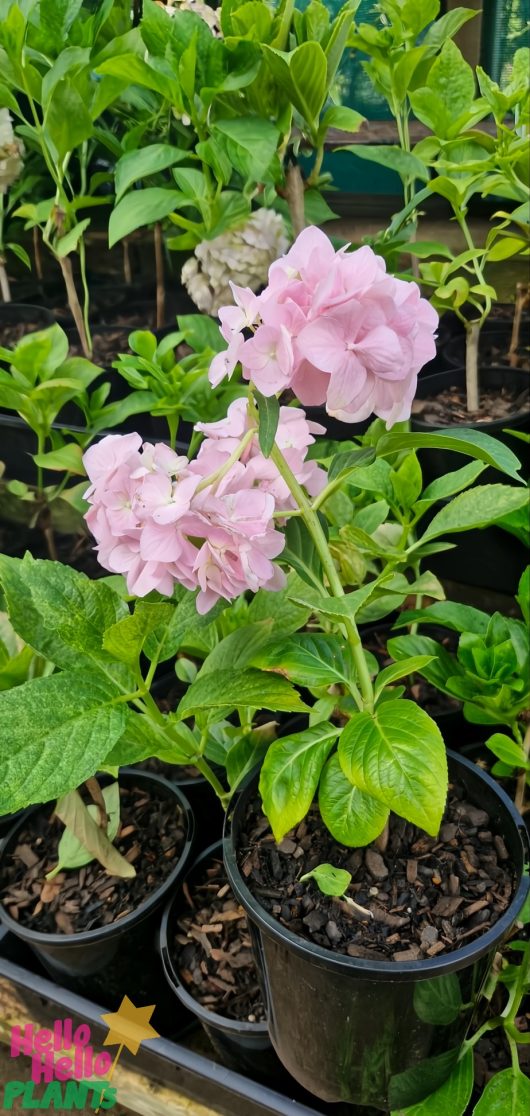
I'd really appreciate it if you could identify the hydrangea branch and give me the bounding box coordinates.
[268,433,374,712]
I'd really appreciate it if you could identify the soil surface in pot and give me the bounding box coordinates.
[68,325,132,365]
[173,855,266,1023]
[238,782,515,962]
[411,381,529,426]
[1,782,186,934]
[0,318,50,348]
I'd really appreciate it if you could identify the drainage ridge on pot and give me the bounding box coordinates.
[0,770,195,986]
[223,751,530,1110]
[159,839,278,1080]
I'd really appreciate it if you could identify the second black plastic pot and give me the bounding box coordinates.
[223,752,530,1110]
[160,840,279,1079]
[0,771,195,1014]
[412,366,529,482]
[0,303,55,357]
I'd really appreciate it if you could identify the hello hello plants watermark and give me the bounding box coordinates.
[3,996,159,1110]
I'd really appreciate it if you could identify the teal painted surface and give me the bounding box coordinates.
[297,0,401,193]
[481,0,530,82]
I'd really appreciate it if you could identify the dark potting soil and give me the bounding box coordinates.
[173,855,266,1023]
[0,783,186,934]
[0,521,103,579]
[68,326,132,365]
[0,319,48,348]
[238,784,515,962]
[411,382,529,426]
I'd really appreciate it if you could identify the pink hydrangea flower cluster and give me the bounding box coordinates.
[194,397,326,512]
[209,226,438,427]
[83,402,325,611]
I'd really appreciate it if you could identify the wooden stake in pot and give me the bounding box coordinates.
[509,283,530,368]
[285,162,306,240]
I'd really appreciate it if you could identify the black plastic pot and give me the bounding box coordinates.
[0,808,26,838]
[411,367,528,594]
[223,753,530,1110]
[304,407,371,443]
[0,942,368,1116]
[0,771,195,1010]
[160,840,279,1079]
[412,366,529,484]
[0,303,55,355]
[442,323,527,372]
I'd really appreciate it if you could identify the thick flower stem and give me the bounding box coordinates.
[271,442,374,712]
[285,162,306,239]
[195,757,230,808]
[58,255,91,358]
[0,259,11,301]
[465,320,480,413]
[195,427,256,493]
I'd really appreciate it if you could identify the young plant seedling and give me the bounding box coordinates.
[300,863,373,920]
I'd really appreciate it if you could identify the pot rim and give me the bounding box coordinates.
[223,750,530,981]
[159,839,269,1036]
[413,366,529,433]
[0,769,195,947]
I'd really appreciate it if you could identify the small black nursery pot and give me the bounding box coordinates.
[412,366,529,482]
[0,771,194,1012]
[0,303,55,354]
[160,840,278,1079]
[223,753,530,1111]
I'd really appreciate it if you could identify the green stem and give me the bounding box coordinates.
[307,144,324,188]
[195,427,256,493]
[78,234,92,356]
[270,442,374,711]
[167,413,180,452]
[195,756,229,807]
[36,429,45,499]
[515,722,530,815]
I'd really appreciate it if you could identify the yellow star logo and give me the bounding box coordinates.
[101,995,159,1056]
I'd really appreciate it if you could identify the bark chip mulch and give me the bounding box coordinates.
[173,855,266,1023]
[412,383,529,426]
[238,782,515,963]
[1,783,186,934]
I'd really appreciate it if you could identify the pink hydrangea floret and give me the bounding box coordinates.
[83,401,325,612]
[194,397,326,512]
[209,226,438,427]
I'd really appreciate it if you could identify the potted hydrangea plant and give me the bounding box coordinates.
[0,228,527,1110]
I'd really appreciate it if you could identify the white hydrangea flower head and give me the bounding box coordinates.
[159,0,221,34]
[181,209,289,315]
[0,109,24,194]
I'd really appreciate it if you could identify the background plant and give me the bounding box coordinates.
[0,323,160,550]
[343,0,480,256]
[405,44,530,410]
[0,107,26,301]
[388,566,530,815]
[112,313,245,450]
[0,0,139,353]
[101,0,364,263]
[390,898,530,1116]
